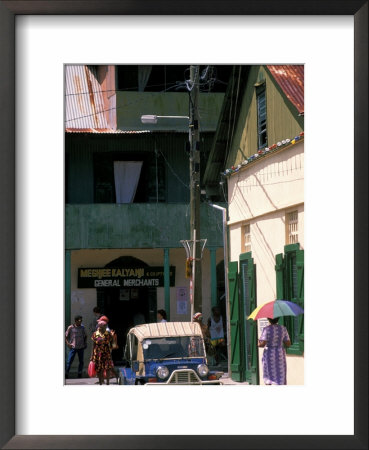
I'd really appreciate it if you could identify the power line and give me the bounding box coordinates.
[65,86,223,125]
[158,149,190,190]
[65,81,194,124]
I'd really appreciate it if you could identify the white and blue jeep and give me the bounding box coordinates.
[118,322,223,385]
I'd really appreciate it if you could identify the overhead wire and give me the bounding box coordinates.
[65,80,198,124]
[65,65,228,124]
[157,149,190,190]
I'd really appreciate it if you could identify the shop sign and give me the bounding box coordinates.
[78,266,176,288]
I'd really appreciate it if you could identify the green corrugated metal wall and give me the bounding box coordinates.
[65,203,225,250]
[116,91,224,132]
[66,132,214,204]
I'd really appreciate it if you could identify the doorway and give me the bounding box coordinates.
[96,256,157,364]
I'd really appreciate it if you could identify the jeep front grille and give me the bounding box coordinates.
[168,369,201,384]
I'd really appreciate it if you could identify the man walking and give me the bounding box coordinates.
[65,315,87,378]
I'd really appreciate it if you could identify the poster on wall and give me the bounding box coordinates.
[176,287,188,315]
[258,318,269,335]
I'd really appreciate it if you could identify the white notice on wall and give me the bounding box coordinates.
[258,319,269,337]
[176,287,188,315]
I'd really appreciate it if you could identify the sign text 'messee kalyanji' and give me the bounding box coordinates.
[77,266,176,288]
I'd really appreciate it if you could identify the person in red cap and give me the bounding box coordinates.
[92,307,110,331]
[90,320,115,385]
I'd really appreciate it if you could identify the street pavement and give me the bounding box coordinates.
[65,361,249,385]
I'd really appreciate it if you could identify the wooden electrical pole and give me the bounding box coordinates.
[189,65,202,314]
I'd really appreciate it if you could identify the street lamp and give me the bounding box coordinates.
[140,65,202,321]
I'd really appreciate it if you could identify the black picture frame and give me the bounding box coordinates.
[0,1,367,449]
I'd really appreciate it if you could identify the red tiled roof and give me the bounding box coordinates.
[267,65,304,114]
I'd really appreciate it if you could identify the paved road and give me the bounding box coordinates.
[65,363,249,386]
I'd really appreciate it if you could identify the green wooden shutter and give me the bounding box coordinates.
[279,245,304,356]
[275,252,288,334]
[228,261,245,382]
[275,253,285,299]
[285,246,304,355]
[240,252,259,385]
[295,249,304,353]
[249,257,259,383]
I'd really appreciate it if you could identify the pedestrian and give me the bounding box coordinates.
[157,309,167,322]
[193,312,212,355]
[91,320,116,385]
[65,315,87,378]
[258,317,291,385]
[92,306,110,331]
[207,306,226,365]
[98,314,111,331]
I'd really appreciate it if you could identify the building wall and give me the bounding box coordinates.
[67,247,224,373]
[227,141,304,385]
[228,141,304,231]
[226,66,304,168]
[116,91,224,132]
[66,132,215,204]
[66,203,225,250]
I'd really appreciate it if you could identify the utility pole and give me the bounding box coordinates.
[189,65,202,314]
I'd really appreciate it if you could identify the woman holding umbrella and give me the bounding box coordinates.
[258,317,291,385]
[249,299,303,385]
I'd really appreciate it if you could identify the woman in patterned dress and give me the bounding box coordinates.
[91,320,115,385]
[258,317,291,385]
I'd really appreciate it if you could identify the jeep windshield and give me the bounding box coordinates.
[142,336,205,360]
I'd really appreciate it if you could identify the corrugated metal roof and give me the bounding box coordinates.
[267,65,304,114]
[65,128,151,134]
[65,65,109,129]
[129,322,202,341]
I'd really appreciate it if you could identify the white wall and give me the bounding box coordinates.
[228,142,304,224]
[227,143,304,384]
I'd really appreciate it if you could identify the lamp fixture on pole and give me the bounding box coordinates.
[141,115,189,124]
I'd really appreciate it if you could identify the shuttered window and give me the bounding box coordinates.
[275,244,304,355]
[257,86,267,149]
[239,252,259,385]
[242,223,251,253]
[286,210,298,244]
[241,260,251,371]
[228,261,244,382]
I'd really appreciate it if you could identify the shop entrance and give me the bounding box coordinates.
[96,256,157,364]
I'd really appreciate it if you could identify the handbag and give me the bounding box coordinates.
[111,332,119,350]
[88,360,96,377]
